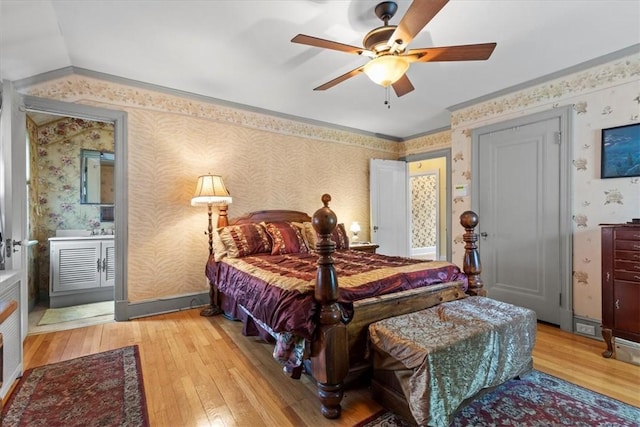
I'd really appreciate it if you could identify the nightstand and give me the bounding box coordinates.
[350,242,379,254]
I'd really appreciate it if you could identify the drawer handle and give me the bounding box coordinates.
[634,244,640,250]
[606,272,610,282]
[635,275,640,280]
[615,299,620,310]
[97,258,101,272]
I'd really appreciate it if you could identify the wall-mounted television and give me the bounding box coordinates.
[601,123,640,179]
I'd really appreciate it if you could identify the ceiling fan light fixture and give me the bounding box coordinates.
[363,55,409,87]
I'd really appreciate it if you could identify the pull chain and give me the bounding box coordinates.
[384,86,391,109]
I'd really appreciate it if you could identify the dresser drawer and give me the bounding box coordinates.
[615,260,640,273]
[615,240,640,251]
[615,229,640,241]
[614,270,640,282]
[616,251,640,262]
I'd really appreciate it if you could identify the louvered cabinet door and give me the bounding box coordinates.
[50,240,102,292]
[101,240,116,288]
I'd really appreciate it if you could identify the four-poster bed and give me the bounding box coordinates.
[202,194,485,419]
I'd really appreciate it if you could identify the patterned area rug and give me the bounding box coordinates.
[37,301,114,325]
[1,346,149,427]
[356,370,640,427]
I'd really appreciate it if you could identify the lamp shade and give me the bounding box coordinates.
[350,222,361,234]
[363,55,410,87]
[191,175,232,206]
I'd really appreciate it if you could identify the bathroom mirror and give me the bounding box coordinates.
[81,149,115,204]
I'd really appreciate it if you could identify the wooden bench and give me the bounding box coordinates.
[369,296,536,426]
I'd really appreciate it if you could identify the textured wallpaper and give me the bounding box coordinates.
[449,53,640,321]
[25,75,395,302]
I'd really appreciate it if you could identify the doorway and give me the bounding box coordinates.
[25,111,116,333]
[369,149,451,261]
[471,107,573,331]
[18,95,128,334]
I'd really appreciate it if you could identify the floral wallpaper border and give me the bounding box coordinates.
[401,129,452,157]
[24,74,399,155]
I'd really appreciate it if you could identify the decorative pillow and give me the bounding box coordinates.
[264,221,310,255]
[295,222,350,251]
[218,223,272,258]
[331,223,350,250]
[212,227,228,261]
[292,221,317,251]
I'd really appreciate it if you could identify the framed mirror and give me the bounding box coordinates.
[81,149,115,204]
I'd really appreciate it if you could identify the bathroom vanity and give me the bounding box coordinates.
[49,235,115,308]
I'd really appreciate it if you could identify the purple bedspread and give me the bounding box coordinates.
[206,250,467,341]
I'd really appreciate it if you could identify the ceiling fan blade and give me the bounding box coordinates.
[392,74,415,97]
[314,66,365,91]
[292,34,367,55]
[388,0,449,49]
[406,43,497,62]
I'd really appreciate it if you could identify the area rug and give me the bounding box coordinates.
[37,301,114,326]
[356,370,640,427]
[1,346,149,427]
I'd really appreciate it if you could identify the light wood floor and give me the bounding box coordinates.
[18,308,640,426]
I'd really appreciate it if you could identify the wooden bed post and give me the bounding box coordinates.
[310,194,349,419]
[460,210,486,296]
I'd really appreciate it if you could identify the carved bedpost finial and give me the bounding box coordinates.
[460,211,486,296]
[311,194,348,419]
[313,194,337,239]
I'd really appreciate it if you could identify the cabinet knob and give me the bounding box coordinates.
[606,272,610,282]
[615,299,620,310]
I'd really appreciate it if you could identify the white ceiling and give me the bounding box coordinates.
[1,0,639,140]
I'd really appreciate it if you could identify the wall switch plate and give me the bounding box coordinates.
[576,323,596,336]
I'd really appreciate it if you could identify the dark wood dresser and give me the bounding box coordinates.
[601,223,640,358]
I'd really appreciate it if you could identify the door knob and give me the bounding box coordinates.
[480,232,488,240]
[373,226,379,232]
[5,239,23,257]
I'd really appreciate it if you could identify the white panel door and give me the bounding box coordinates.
[478,116,562,325]
[370,159,408,257]
[1,80,28,340]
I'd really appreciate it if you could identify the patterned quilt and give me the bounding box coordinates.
[206,250,467,341]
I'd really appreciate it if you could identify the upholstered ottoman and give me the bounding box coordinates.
[369,296,536,427]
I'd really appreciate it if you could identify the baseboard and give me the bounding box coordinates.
[573,315,602,339]
[115,291,210,320]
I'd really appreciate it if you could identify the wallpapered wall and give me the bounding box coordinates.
[28,116,115,302]
[20,52,638,316]
[448,53,640,321]
[24,75,397,303]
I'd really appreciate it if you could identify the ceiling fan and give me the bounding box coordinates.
[291,0,497,98]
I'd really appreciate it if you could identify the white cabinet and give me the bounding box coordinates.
[0,270,22,401]
[49,237,115,308]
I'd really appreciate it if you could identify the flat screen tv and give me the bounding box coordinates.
[601,123,640,179]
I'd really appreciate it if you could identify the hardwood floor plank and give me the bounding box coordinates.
[18,309,640,427]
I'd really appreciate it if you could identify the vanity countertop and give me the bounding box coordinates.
[49,235,115,241]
